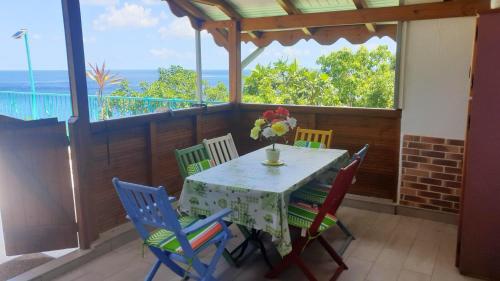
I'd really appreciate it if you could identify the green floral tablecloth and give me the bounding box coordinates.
[179,144,349,256]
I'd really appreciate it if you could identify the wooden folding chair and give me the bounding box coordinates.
[203,133,239,165]
[266,158,360,281]
[292,144,370,205]
[175,144,212,179]
[113,178,232,281]
[294,127,333,148]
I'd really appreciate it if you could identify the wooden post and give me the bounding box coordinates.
[61,0,96,248]
[228,21,241,104]
[62,0,90,124]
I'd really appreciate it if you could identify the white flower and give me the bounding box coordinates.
[286,117,297,129]
[262,127,276,139]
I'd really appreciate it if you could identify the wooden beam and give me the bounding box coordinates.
[192,0,240,19]
[191,0,260,39]
[228,21,241,104]
[203,0,489,31]
[352,0,377,32]
[241,24,397,47]
[165,0,228,48]
[275,0,312,35]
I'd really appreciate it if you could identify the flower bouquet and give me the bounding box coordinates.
[250,106,297,164]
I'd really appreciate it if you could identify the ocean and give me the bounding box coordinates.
[0,69,247,95]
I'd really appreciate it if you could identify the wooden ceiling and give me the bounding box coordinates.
[163,0,491,49]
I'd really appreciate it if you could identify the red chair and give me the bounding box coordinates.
[266,157,360,281]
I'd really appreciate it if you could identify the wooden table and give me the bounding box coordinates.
[179,144,349,257]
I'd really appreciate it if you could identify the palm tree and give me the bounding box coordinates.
[86,62,122,119]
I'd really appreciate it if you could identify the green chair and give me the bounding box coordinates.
[175,144,241,267]
[175,144,212,179]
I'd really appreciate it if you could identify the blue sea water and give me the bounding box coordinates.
[0,69,245,95]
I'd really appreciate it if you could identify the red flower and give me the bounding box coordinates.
[275,106,289,117]
[262,110,275,120]
[271,118,282,124]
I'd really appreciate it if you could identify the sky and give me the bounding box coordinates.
[0,0,396,71]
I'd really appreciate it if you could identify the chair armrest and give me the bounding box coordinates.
[181,208,232,235]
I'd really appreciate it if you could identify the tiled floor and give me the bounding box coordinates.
[54,207,484,281]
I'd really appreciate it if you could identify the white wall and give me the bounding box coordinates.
[400,17,476,140]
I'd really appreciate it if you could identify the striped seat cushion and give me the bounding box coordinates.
[294,140,325,149]
[291,184,330,205]
[288,202,337,232]
[186,159,215,176]
[145,216,223,254]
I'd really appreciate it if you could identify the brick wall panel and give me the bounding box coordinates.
[400,134,464,213]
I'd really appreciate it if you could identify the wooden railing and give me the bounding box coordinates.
[233,104,402,201]
[69,104,235,239]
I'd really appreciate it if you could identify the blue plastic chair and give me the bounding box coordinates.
[112,178,232,281]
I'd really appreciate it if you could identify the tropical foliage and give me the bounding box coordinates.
[101,45,395,120]
[86,62,122,119]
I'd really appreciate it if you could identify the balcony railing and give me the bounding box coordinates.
[0,91,223,122]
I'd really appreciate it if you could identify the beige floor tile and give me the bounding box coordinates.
[404,238,439,275]
[69,271,106,281]
[53,268,89,281]
[104,260,156,281]
[414,220,447,242]
[376,233,416,268]
[337,257,373,281]
[366,262,400,281]
[44,208,489,281]
[349,213,400,262]
[84,248,139,279]
[398,269,431,281]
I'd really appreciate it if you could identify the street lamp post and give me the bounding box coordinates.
[12,28,37,120]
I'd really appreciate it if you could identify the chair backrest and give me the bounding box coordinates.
[203,133,239,165]
[352,144,369,165]
[294,127,333,148]
[309,157,360,234]
[175,144,211,179]
[112,178,181,240]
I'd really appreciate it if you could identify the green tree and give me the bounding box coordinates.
[243,60,339,106]
[108,66,229,117]
[316,45,395,108]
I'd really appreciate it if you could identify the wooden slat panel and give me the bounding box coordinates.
[83,109,233,234]
[0,120,78,255]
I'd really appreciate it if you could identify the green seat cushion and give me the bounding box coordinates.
[288,202,337,232]
[186,159,215,176]
[294,140,325,149]
[145,216,223,254]
[292,184,330,205]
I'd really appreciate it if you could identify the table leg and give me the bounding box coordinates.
[229,227,274,269]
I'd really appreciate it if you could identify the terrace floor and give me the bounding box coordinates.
[54,207,483,281]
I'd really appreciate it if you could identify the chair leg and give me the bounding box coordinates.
[265,238,307,279]
[318,236,348,281]
[150,248,186,278]
[318,236,348,270]
[145,259,162,281]
[295,257,319,281]
[337,220,355,240]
